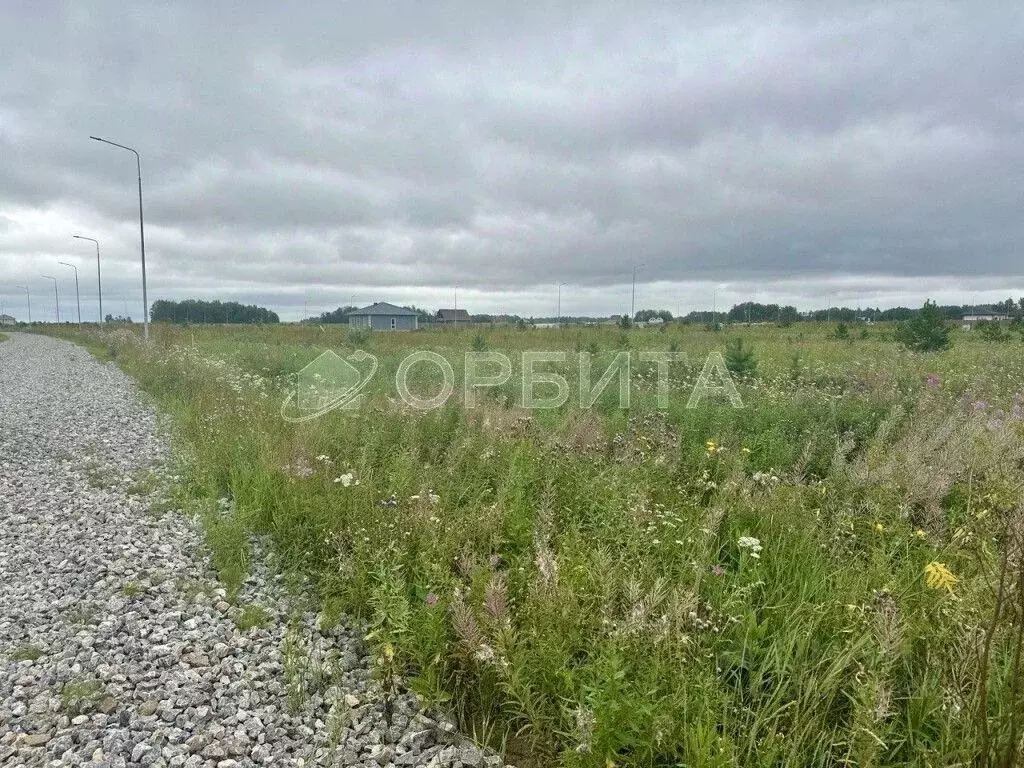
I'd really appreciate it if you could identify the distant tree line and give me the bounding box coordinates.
[678,298,1024,325]
[634,309,674,322]
[308,306,530,325]
[305,305,358,324]
[151,299,279,324]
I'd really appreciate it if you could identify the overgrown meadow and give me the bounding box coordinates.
[44,321,1024,766]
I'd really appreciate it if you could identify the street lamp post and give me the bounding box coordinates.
[42,276,59,323]
[90,135,148,341]
[58,262,82,331]
[630,264,644,323]
[73,235,102,323]
[15,286,30,323]
[557,282,567,327]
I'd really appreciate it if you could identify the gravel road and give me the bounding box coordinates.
[0,333,499,768]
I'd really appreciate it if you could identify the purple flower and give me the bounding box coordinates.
[711,565,725,577]
[424,593,439,607]
[973,400,987,411]
[926,374,941,388]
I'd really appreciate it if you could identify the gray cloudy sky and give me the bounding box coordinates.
[1,2,1022,322]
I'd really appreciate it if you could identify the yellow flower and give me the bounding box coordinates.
[741,447,751,455]
[924,561,957,593]
[383,642,395,662]
[874,523,884,533]
[914,529,926,539]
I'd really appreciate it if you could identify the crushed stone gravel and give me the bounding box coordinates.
[0,333,504,768]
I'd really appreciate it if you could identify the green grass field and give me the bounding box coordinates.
[46,321,1024,766]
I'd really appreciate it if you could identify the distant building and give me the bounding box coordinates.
[436,308,471,325]
[646,317,665,326]
[0,314,15,326]
[962,313,1010,329]
[345,302,419,331]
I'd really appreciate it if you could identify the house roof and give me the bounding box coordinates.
[346,302,419,317]
[436,308,471,322]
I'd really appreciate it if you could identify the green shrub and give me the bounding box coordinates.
[724,337,757,376]
[894,300,950,351]
[975,320,1008,342]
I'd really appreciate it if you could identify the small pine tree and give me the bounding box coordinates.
[894,300,950,352]
[975,320,1008,342]
[724,338,757,377]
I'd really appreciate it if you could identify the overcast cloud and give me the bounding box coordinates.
[1,2,1022,321]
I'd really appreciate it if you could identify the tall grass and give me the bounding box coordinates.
[47,321,1024,766]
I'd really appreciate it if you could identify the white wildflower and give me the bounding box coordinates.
[738,536,762,559]
[334,472,358,487]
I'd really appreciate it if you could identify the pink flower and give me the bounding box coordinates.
[926,374,941,388]
[711,565,725,576]
[425,593,439,606]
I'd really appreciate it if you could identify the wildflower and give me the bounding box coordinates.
[474,644,496,663]
[334,472,358,487]
[574,707,596,754]
[483,574,508,623]
[382,643,395,662]
[534,538,559,588]
[925,374,941,388]
[914,529,926,539]
[741,447,751,455]
[424,593,439,607]
[282,456,315,479]
[711,565,725,576]
[924,561,958,593]
[315,454,333,465]
[874,522,885,533]
[972,400,987,411]
[737,536,762,559]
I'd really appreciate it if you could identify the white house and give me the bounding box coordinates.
[962,313,1010,329]
[0,314,15,326]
